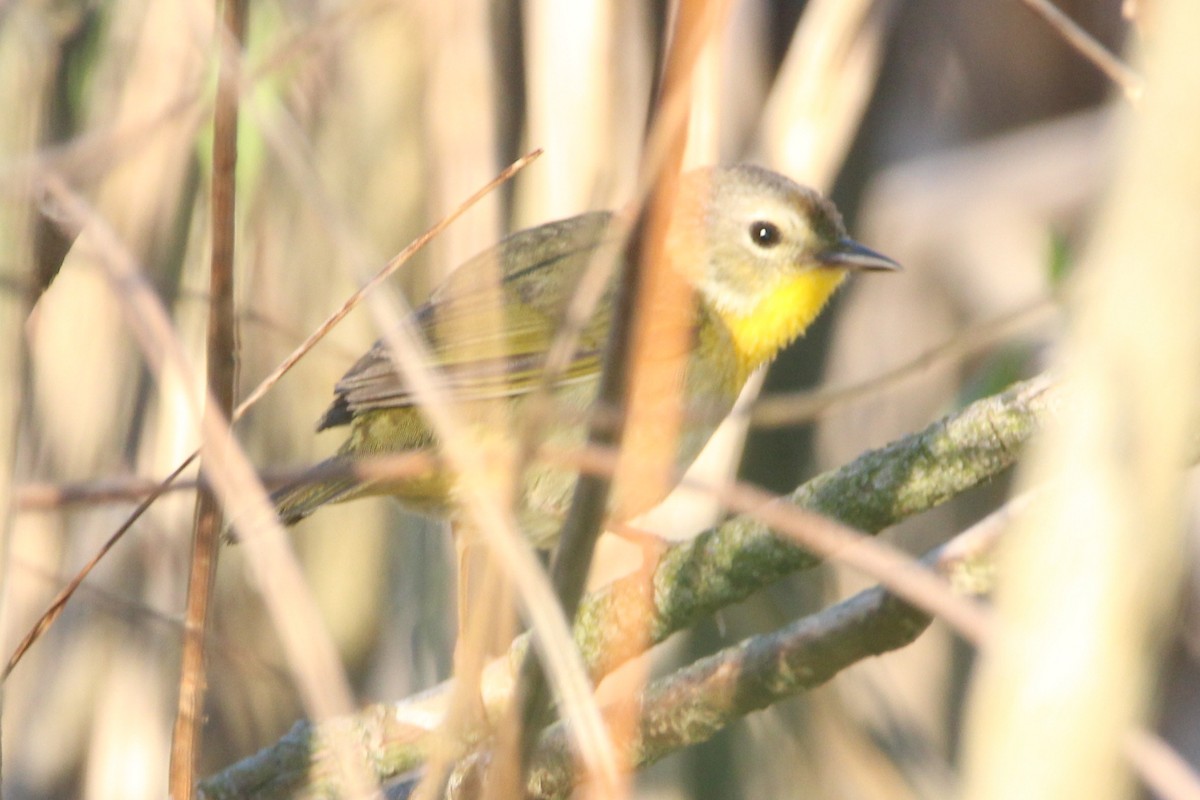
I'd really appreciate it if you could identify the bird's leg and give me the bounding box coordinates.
[447,532,516,730]
[413,532,514,798]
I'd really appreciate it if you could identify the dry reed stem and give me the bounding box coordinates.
[357,225,621,799]
[2,151,539,683]
[513,1,737,793]
[35,170,381,793]
[961,0,1200,796]
[234,38,621,788]
[241,61,603,779]
[760,0,897,187]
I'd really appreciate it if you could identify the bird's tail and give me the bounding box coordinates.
[271,455,364,525]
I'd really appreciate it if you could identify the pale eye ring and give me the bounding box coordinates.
[749,220,782,249]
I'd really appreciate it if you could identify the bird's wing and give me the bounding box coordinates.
[318,211,622,429]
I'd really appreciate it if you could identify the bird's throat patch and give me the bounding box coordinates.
[723,269,848,376]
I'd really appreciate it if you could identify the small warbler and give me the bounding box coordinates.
[272,165,898,542]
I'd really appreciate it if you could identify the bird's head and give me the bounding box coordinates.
[667,164,900,370]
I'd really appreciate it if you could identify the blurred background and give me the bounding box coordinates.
[0,0,1153,798]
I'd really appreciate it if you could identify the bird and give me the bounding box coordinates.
[271,164,899,545]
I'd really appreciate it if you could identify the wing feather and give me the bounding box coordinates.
[317,211,621,430]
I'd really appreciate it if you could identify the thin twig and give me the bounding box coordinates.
[1125,729,1200,800]
[1019,0,1143,102]
[12,452,438,511]
[750,298,1057,428]
[701,478,994,645]
[521,497,1030,798]
[2,151,538,681]
[233,148,543,419]
[3,454,197,680]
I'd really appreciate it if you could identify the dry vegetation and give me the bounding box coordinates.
[2,1,1198,799]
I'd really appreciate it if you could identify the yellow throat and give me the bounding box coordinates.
[721,269,848,379]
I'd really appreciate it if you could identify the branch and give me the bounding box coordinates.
[522,498,1019,799]
[198,374,1055,799]
[577,373,1052,680]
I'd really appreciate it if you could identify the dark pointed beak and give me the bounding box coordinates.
[817,238,901,272]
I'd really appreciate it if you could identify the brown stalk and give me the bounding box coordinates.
[505,0,733,794]
[168,1,246,796]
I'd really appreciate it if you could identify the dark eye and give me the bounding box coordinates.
[749,220,782,249]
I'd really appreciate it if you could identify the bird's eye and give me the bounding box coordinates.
[749,220,782,249]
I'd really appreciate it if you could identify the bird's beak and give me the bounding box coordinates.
[817,238,901,272]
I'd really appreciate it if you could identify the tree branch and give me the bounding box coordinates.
[577,373,1052,680]
[522,495,1028,797]
[198,374,1056,799]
